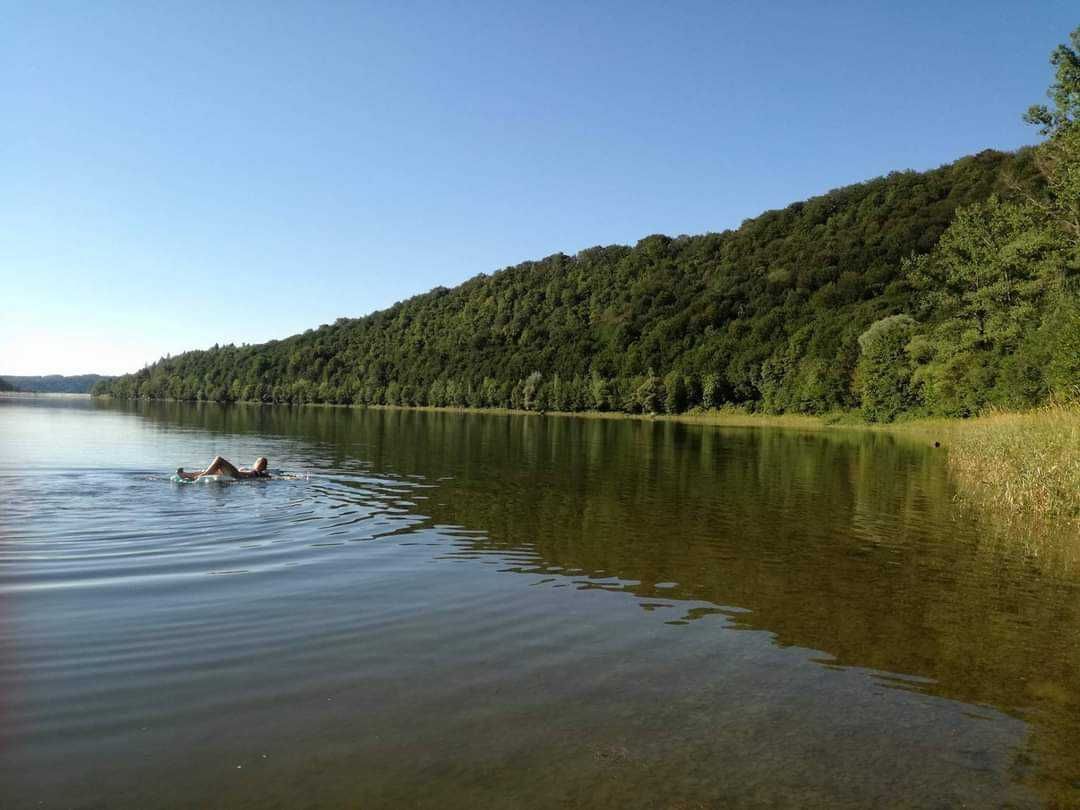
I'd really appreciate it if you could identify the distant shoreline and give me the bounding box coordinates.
[0,391,92,398]
[0,373,112,395]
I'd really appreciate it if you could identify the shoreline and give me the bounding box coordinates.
[92,396,869,430]
[0,391,92,398]
[90,392,1070,436]
[92,395,1080,528]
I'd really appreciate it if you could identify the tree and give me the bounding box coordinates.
[1024,26,1080,137]
[855,315,920,422]
[907,196,1065,413]
[1025,26,1080,252]
[522,371,543,411]
[910,198,1060,351]
[92,127,1066,421]
[588,371,612,411]
[635,370,665,414]
[701,373,721,410]
[664,372,688,413]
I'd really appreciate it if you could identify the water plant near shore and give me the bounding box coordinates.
[936,400,1080,530]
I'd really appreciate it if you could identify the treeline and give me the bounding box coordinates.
[2,374,112,394]
[96,30,1080,421]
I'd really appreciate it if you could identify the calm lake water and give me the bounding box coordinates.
[2,397,1079,808]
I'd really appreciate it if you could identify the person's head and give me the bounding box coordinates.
[254,457,268,473]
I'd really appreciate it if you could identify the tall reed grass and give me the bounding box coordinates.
[934,401,1080,529]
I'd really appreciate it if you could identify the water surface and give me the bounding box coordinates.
[2,398,1079,808]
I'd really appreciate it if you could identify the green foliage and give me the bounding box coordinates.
[522,371,543,411]
[95,149,1037,417]
[95,26,1080,421]
[588,371,613,411]
[905,196,1070,415]
[1025,27,1080,284]
[878,26,1080,418]
[664,372,688,414]
[1024,26,1080,136]
[84,35,1080,427]
[855,315,920,422]
[701,373,722,410]
[634,372,665,415]
[10,374,112,393]
[1039,296,1080,400]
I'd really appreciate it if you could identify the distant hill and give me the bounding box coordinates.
[2,374,113,394]
[92,147,1077,418]
[88,28,1080,421]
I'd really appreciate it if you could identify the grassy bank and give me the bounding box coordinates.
[902,402,1080,531]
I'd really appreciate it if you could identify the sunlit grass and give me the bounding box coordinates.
[929,401,1080,529]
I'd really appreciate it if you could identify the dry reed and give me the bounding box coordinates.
[934,401,1080,529]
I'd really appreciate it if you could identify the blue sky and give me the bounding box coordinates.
[2,1,1076,375]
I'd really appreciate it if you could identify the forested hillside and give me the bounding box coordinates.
[95,30,1080,420]
[4,374,112,393]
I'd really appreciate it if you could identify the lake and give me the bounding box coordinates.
[2,397,1079,808]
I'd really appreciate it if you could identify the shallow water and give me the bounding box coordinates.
[2,397,1079,808]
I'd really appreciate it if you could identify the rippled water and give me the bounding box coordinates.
[2,397,1079,808]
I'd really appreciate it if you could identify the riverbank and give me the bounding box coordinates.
[331,401,1080,532]
[666,402,1079,531]
[360,402,845,430]
[94,395,1079,529]
[0,391,92,398]
[896,402,1080,531]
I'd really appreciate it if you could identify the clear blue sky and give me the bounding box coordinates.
[2,1,1076,375]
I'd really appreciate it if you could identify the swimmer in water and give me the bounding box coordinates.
[175,456,269,481]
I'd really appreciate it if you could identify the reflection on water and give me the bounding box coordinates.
[1,398,1079,808]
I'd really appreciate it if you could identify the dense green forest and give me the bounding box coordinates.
[3,374,112,394]
[96,30,1080,421]
[0,377,17,392]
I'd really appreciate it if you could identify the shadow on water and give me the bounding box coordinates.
[91,399,1080,806]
